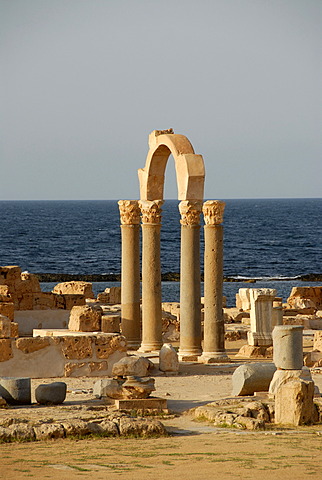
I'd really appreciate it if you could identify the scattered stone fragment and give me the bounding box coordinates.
[112,355,154,377]
[35,382,67,405]
[159,343,179,373]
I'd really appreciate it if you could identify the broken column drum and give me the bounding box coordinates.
[200,200,228,362]
[247,288,277,347]
[139,200,163,352]
[118,200,141,349]
[178,201,202,359]
[273,324,304,370]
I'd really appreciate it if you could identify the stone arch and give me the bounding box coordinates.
[138,129,205,201]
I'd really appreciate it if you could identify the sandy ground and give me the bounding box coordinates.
[2,339,322,479]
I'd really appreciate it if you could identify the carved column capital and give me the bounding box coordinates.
[179,200,202,226]
[203,200,225,225]
[118,200,141,225]
[139,200,163,224]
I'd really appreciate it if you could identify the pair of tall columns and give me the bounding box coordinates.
[118,199,227,361]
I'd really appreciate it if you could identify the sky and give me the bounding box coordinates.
[1,0,321,200]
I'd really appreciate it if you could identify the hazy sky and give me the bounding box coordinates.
[1,0,321,200]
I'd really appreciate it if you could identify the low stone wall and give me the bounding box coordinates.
[0,333,127,378]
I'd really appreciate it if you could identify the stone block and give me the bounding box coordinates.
[159,343,179,372]
[68,305,102,331]
[0,315,11,338]
[52,281,94,298]
[93,378,124,399]
[54,293,86,309]
[16,337,50,354]
[0,339,13,361]
[0,266,21,286]
[33,423,65,440]
[115,397,168,411]
[238,288,251,311]
[32,292,55,310]
[232,362,276,396]
[88,361,108,373]
[20,272,41,293]
[101,314,120,333]
[35,382,67,405]
[287,286,322,311]
[95,335,126,358]
[60,336,93,359]
[0,377,31,405]
[18,294,34,310]
[269,367,313,395]
[10,322,19,338]
[314,331,322,352]
[275,378,315,425]
[112,356,154,377]
[0,302,14,321]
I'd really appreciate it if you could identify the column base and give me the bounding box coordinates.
[178,348,202,362]
[126,340,142,350]
[198,352,230,364]
[138,342,163,353]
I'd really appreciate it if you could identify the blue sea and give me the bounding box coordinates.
[0,199,321,306]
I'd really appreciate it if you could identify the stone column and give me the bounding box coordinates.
[247,288,277,346]
[200,200,228,363]
[118,200,141,349]
[139,200,163,352]
[272,297,283,327]
[273,325,304,370]
[178,200,202,361]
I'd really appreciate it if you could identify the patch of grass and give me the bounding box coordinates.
[67,465,92,472]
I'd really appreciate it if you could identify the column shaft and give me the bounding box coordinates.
[179,201,202,360]
[120,224,141,348]
[139,200,163,352]
[202,224,227,358]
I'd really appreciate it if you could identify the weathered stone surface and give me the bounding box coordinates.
[0,266,21,286]
[0,315,11,338]
[275,378,315,425]
[54,294,86,310]
[232,362,276,396]
[16,337,50,354]
[112,356,154,377]
[238,288,251,311]
[236,344,273,359]
[35,382,67,405]
[313,331,322,352]
[64,362,87,377]
[98,287,121,304]
[88,361,108,373]
[94,334,127,358]
[62,419,92,437]
[118,416,166,437]
[287,286,322,311]
[122,376,155,399]
[0,377,31,405]
[10,322,19,338]
[96,419,119,436]
[224,308,250,323]
[269,367,313,395]
[162,311,180,342]
[0,303,14,321]
[33,423,65,440]
[0,339,13,362]
[159,343,179,372]
[68,305,102,332]
[33,292,56,310]
[52,281,94,298]
[61,336,93,359]
[273,325,303,370]
[93,378,124,399]
[8,423,35,441]
[248,288,276,347]
[20,272,41,293]
[101,314,120,333]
